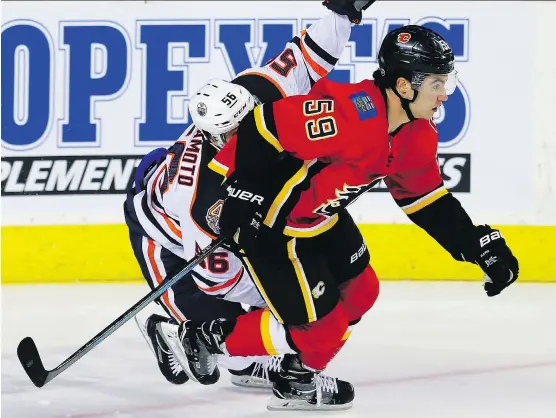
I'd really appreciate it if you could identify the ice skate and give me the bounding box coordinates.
[156,320,220,385]
[229,356,283,389]
[267,354,354,411]
[168,319,223,385]
[135,313,188,385]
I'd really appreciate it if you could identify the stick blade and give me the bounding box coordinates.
[17,337,49,388]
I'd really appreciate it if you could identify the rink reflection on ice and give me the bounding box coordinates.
[2,282,556,418]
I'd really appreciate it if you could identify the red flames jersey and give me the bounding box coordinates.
[211,78,447,237]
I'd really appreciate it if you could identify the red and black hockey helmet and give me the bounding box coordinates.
[374,25,456,120]
[377,25,455,88]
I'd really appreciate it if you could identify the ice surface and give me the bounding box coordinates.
[2,282,556,418]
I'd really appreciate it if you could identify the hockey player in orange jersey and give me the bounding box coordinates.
[176,25,520,410]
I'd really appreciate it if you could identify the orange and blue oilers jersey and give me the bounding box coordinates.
[232,10,353,103]
[211,78,447,237]
[127,126,265,307]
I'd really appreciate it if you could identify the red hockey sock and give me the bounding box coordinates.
[289,302,349,370]
[224,309,272,356]
[224,308,294,356]
[339,265,380,322]
[297,266,380,370]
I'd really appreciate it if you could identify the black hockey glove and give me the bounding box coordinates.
[467,225,519,297]
[322,0,377,24]
[218,153,307,252]
[217,173,272,252]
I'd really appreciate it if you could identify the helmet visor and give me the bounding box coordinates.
[201,129,236,151]
[412,70,458,96]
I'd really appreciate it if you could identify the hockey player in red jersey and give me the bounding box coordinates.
[124,0,378,397]
[176,25,520,410]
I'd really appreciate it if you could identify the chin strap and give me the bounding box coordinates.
[392,87,419,121]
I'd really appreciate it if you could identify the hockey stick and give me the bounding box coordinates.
[17,237,225,388]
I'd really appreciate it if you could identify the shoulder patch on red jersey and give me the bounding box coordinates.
[348,92,377,121]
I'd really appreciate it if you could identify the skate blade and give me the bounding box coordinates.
[230,375,273,389]
[156,322,200,383]
[266,395,353,411]
[134,313,155,356]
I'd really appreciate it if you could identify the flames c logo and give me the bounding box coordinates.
[397,33,411,43]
